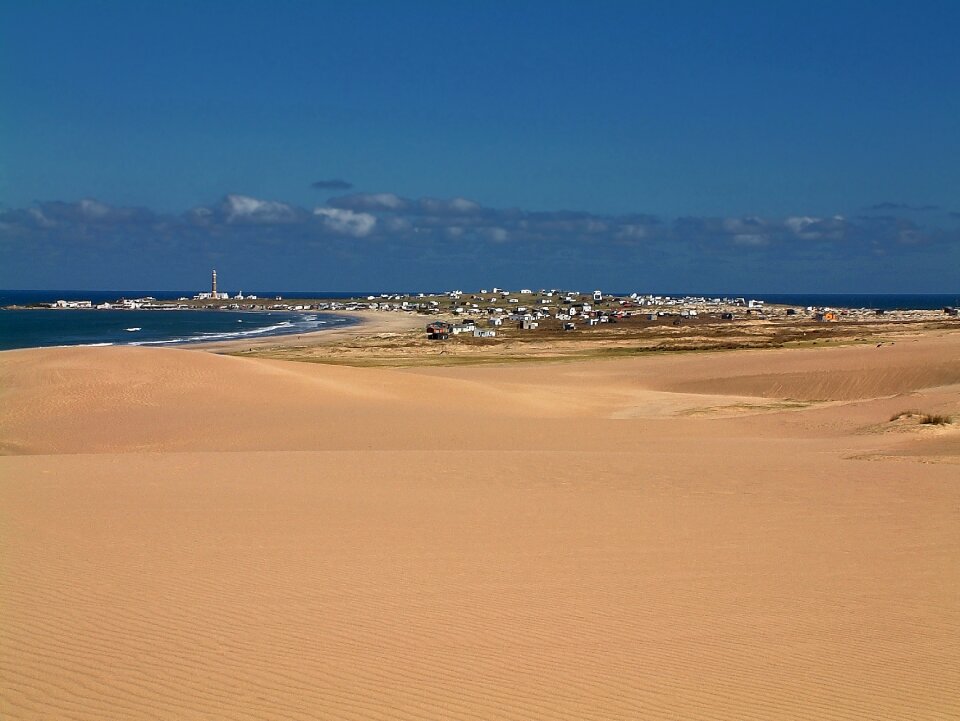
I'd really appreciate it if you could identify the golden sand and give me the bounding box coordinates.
[1,332,958,719]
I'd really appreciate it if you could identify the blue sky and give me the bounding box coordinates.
[1,1,958,292]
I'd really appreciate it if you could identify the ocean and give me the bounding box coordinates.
[1,290,957,351]
[0,290,362,351]
[744,293,960,311]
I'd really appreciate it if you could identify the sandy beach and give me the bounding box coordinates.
[2,331,959,719]
[191,309,428,353]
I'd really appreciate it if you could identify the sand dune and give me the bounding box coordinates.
[2,334,959,719]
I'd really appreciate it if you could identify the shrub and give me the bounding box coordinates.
[888,410,952,425]
[889,409,920,422]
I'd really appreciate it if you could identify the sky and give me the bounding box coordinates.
[1,0,958,292]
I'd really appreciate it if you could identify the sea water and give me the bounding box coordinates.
[0,289,364,351]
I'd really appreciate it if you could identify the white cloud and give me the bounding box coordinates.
[313,207,377,237]
[223,194,298,223]
[385,216,413,233]
[330,193,409,212]
[28,207,57,228]
[449,197,481,213]
[78,198,111,219]
[784,216,819,234]
[616,224,648,240]
[366,193,407,210]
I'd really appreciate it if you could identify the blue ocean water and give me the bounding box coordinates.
[746,293,960,310]
[0,290,363,351]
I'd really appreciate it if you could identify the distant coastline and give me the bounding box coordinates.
[2,289,958,311]
[3,288,957,353]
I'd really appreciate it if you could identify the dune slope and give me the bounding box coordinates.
[1,335,959,720]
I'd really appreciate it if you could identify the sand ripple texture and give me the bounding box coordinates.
[1,334,959,720]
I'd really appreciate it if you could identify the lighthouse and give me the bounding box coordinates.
[192,268,228,300]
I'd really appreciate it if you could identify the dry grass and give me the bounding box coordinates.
[889,409,953,425]
[889,409,922,422]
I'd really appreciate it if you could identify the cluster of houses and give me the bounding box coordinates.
[48,297,168,310]
[32,288,959,331]
[426,319,497,340]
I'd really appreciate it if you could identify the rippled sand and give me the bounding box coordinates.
[2,334,958,720]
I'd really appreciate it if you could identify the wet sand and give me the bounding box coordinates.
[192,309,426,352]
[1,332,958,719]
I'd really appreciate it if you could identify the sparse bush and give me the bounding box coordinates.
[889,409,920,422]
[888,410,952,425]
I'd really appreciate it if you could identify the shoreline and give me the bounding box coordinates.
[3,303,958,363]
[5,288,957,358]
[0,309,419,354]
[189,309,427,352]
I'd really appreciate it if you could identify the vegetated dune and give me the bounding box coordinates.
[1,334,959,720]
[407,332,960,402]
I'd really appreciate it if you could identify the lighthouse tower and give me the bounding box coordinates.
[212,269,218,296]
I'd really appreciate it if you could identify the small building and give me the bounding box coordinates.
[563,322,576,331]
[521,320,539,330]
[426,321,452,340]
[473,329,496,338]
